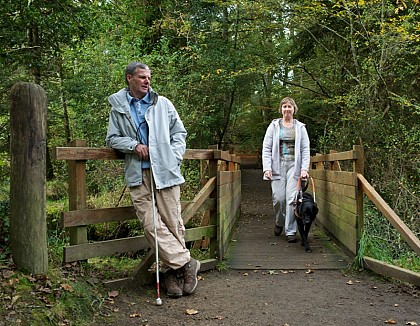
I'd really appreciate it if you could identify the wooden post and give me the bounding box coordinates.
[315,153,324,170]
[329,150,341,171]
[354,145,365,253]
[353,145,364,175]
[208,156,219,260]
[67,140,88,247]
[9,82,48,274]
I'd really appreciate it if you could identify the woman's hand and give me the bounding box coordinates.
[264,170,272,180]
[301,169,309,179]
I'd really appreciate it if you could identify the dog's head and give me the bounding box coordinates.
[294,192,318,224]
[301,193,318,219]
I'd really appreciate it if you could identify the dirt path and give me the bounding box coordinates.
[93,169,419,326]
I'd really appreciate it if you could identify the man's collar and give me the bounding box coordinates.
[126,90,150,103]
[141,92,150,103]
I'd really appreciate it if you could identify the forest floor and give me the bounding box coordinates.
[90,169,419,326]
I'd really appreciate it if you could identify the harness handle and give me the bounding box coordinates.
[295,175,316,203]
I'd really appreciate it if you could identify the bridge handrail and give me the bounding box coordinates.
[357,173,420,255]
[53,147,241,163]
[53,141,241,285]
[310,149,359,163]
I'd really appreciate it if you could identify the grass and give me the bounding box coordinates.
[0,261,107,325]
[87,255,143,280]
[354,199,420,273]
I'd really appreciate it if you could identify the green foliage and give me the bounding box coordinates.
[46,200,68,239]
[0,176,10,263]
[231,104,269,153]
[356,199,420,272]
[216,260,229,272]
[181,160,203,200]
[0,199,9,246]
[86,256,141,280]
[189,248,210,261]
[85,161,126,196]
[47,230,67,270]
[89,219,143,241]
[46,180,68,201]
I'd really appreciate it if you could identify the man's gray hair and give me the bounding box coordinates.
[125,61,150,85]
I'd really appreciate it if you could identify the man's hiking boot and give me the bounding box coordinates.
[164,269,183,298]
[274,225,283,236]
[286,234,297,243]
[182,258,201,295]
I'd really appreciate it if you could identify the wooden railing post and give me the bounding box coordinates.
[208,155,219,259]
[315,153,324,170]
[68,140,87,246]
[329,150,341,171]
[228,154,236,171]
[353,145,364,175]
[354,145,365,253]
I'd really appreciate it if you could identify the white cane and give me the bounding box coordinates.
[150,173,162,306]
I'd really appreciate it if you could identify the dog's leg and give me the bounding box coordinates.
[298,219,311,252]
[303,222,312,253]
[297,219,305,248]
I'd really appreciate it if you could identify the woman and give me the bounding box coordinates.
[262,97,310,243]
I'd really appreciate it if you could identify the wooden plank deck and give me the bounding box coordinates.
[226,169,350,270]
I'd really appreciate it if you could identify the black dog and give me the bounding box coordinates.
[293,180,318,253]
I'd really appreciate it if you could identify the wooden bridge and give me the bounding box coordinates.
[227,168,349,271]
[54,143,420,287]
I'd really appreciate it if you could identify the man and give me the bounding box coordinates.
[106,61,200,298]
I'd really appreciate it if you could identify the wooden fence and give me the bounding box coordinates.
[310,145,420,286]
[54,140,241,285]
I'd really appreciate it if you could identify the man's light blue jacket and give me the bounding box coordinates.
[106,87,187,189]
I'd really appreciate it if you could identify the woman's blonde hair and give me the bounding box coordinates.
[279,97,298,114]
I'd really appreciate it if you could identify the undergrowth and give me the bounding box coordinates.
[355,199,420,273]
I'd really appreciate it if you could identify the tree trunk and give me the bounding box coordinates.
[9,82,48,274]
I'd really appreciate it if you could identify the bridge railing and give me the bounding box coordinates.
[310,145,420,286]
[357,174,420,286]
[310,145,364,255]
[53,140,241,285]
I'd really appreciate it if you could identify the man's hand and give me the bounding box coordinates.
[134,144,149,161]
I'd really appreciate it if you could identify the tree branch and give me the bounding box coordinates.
[281,80,331,98]
[297,65,332,98]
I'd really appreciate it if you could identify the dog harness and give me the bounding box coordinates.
[292,176,316,223]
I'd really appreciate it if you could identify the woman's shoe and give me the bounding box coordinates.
[274,225,283,236]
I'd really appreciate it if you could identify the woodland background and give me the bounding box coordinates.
[0,0,418,275]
